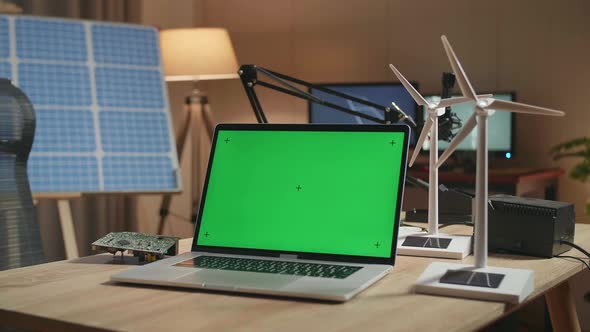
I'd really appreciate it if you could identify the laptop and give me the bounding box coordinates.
[112,124,409,302]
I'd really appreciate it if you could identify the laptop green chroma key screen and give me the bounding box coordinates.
[195,129,406,258]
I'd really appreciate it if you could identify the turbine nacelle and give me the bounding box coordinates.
[477,99,491,108]
[426,103,438,110]
[426,107,446,116]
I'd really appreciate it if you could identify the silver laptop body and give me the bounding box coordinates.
[112,124,409,302]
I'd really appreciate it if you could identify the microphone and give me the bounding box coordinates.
[438,72,462,142]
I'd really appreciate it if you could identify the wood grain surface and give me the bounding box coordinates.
[1,224,588,332]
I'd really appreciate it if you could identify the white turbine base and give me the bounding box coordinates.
[397,233,472,259]
[415,262,534,304]
[397,226,426,241]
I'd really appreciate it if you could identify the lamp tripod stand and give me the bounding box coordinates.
[157,89,214,234]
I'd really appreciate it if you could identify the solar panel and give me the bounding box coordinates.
[0,15,180,193]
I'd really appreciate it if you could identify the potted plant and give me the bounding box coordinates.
[550,137,590,216]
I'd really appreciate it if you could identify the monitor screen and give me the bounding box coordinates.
[422,93,514,155]
[194,125,409,261]
[308,83,419,145]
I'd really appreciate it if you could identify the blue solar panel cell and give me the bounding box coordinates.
[18,63,92,106]
[95,67,165,109]
[15,18,87,62]
[2,15,179,193]
[0,62,10,79]
[92,25,160,66]
[28,156,100,192]
[102,156,176,191]
[32,109,96,152]
[0,17,8,59]
[99,111,170,153]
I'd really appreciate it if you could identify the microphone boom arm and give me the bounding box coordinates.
[238,64,417,128]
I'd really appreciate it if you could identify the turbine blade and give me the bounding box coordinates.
[436,113,477,168]
[441,36,478,101]
[436,96,471,109]
[389,64,428,106]
[477,94,493,99]
[409,117,434,167]
[487,99,565,116]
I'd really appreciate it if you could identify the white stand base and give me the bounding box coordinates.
[397,226,425,241]
[415,262,534,304]
[397,233,472,259]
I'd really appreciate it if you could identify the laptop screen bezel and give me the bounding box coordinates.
[191,123,409,266]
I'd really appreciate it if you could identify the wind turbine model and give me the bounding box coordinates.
[414,35,565,303]
[389,64,481,259]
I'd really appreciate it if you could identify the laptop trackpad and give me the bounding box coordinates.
[175,269,299,290]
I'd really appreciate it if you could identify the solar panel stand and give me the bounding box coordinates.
[158,92,213,234]
[33,193,82,259]
[56,199,79,259]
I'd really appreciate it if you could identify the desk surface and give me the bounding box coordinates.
[1,224,588,332]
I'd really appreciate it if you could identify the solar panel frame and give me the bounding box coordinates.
[0,15,181,194]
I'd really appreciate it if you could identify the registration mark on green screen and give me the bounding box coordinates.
[196,129,406,258]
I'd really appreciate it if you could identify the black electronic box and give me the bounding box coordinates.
[488,194,575,258]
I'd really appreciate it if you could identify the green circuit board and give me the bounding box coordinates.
[92,232,179,260]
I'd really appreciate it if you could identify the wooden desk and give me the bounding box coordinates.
[1,224,588,332]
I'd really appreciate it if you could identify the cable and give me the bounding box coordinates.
[560,240,590,259]
[555,255,590,271]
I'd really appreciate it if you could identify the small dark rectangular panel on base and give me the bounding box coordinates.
[440,270,505,288]
[402,236,452,249]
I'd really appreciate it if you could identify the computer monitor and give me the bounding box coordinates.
[422,92,515,159]
[308,83,419,145]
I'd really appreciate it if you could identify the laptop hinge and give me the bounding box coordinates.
[279,254,298,260]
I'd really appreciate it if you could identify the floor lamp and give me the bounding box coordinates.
[158,28,239,233]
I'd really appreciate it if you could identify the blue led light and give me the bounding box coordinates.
[505,152,512,159]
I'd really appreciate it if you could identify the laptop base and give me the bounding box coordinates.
[111,252,393,302]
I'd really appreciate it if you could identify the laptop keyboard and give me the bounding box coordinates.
[175,255,363,279]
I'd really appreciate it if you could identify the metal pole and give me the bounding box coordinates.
[428,116,438,235]
[474,112,488,268]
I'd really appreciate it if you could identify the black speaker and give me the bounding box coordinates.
[488,194,575,258]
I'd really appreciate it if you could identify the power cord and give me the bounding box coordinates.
[560,240,590,258]
[554,240,590,271]
[554,255,590,271]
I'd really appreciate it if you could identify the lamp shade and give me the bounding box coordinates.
[160,28,239,82]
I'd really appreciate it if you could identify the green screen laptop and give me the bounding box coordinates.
[112,124,409,302]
